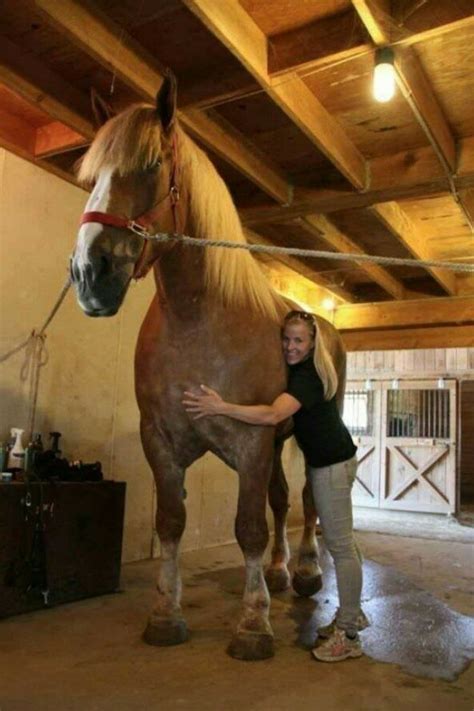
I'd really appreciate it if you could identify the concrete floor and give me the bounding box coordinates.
[0,529,473,711]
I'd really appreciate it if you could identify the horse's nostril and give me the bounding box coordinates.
[99,255,110,277]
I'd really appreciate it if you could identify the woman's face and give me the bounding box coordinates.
[282,321,315,365]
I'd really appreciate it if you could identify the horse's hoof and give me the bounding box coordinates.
[265,567,291,593]
[292,571,323,598]
[227,632,275,661]
[143,619,189,646]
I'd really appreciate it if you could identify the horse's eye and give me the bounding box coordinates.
[147,159,161,171]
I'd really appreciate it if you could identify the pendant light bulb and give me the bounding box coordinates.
[373,47,396,103]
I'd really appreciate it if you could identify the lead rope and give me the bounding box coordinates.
[139,233,474,273]
[1,276,71,439]
[2,231,473,438]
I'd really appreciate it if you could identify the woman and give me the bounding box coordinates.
[183,310,367,662]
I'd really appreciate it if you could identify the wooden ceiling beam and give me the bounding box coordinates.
[335,295,474,330]
[351,0,392,45]
[268,8,368,76]
[342,324,474,351]
[33,0,291,205]
[181,108,290,204]
[256,3,474,82]
[34,0,164,101]
[244,229,355,303]
[391,1,474,46]
[370,202,457,295]
[241,137,474,225]
[182,0,367,190]
[0,35,95,139]
[458,189,474,230]
[394,47,457,171]
[352,1,457,173]
[299,215,407,300]
[35,122,89,157]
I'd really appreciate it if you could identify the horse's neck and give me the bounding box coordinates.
[153,201,209,325]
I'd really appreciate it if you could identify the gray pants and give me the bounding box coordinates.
[307,456,362,637]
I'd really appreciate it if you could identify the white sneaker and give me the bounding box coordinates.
[312,628,363,663]
[317,608,369,639]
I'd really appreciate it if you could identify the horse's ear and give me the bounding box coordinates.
[156,69,177,131]
[90,88,114,127]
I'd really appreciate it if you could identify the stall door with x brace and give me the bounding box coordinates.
[344,379,456,513]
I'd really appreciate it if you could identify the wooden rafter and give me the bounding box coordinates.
[35,122,89,157]
[351,1,392,46]
[370,202,457,295]
[257,3,474,86]
[459,189,474,229]
[299,215,407,300]
[0,35,94,139]
[34,0,164,101]
[244,229,355,303]
[335,296,474,330]
[241,137,474,224]
[32,0,291,205]
[182,108,290,204]
[182,0,367,189]
[342,324,474,351]
[267,8,368,76]
[351,0,457,172]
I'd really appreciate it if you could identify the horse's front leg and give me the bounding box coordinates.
[292,477,323,597]
[228,441,274,661]
[140,421,188,646]
[265,438,291,593]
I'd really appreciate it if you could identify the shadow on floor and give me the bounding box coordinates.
[193,550,474,682]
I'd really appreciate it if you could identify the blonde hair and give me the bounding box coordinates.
[77,104,285,321]
[313,323,339,401]
[284,312,338,401]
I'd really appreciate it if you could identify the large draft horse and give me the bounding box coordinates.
[71,74,346,660]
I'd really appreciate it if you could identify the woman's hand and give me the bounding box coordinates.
[183,385,226,419]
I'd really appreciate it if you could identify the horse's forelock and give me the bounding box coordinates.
[77,104,162,183]
[77,103,285,322]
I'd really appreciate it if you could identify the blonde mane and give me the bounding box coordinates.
[78,104,285,321]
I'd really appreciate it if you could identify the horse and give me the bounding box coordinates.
[70,72,347,661]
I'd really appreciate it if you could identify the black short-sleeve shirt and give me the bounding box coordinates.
[286,357,357,468]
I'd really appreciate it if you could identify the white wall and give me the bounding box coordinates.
[0,150,307,562]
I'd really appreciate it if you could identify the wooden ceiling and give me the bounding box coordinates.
[1,0,473,347]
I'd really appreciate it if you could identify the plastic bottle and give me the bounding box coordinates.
[7,428,25,471]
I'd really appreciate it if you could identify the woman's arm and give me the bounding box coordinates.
[183,385,301,426]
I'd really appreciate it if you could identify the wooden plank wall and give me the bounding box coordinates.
[460,381,474,499]
[347,347,474,378]
[346,347,474,504]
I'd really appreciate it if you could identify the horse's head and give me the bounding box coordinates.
[71,72,179,317]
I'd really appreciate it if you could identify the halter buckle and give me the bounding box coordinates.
[127,220,150,237]
[170,185,180,205]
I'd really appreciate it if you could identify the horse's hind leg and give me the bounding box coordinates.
[292,477,323,597]
[140,424,188,646]
[265,439,291,593]
[228,440,275,661]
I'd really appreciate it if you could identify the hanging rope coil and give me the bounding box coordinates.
[1,277,71,438]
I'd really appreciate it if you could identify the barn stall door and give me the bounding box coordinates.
[344,380,457,514]
[344,382,381,508]
[380,380,457,513]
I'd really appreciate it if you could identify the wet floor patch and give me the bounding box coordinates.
[193,553,473,681]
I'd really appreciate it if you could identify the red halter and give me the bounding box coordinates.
[79,137,181,276]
